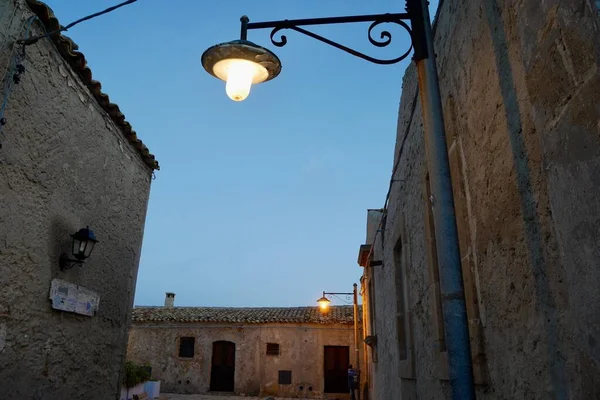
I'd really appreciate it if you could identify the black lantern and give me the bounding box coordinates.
[59,226,98,270]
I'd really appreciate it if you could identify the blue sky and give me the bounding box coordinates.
[45,0,438,307]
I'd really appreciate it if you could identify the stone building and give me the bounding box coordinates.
[127,293,363,399]
[358,1,600,400]
[0,0,158,399]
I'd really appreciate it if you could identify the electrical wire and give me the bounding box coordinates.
[17,0,139,45]
[2,0,139,135]
[366,87,420,264]
[380,89,419,242]
[24,14,38,37]
[0,3,19,62]
[365,0,446,265]
[0,16,38,137]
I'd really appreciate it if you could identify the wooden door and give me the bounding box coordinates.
[210,341,235,392]
[324,345,350,393]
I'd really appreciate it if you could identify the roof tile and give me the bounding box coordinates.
[132,305,362,325]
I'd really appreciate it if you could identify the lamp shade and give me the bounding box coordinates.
[202,40,281,101]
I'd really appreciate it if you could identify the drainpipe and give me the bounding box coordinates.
[408,0,476,398]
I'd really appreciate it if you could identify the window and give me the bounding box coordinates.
[390,221,414,379]
[394,237,408,361]
[266,343,280,356]
[178,337,195,358]
[278,370,292,385]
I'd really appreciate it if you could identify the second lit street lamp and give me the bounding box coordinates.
[201,1,475,399]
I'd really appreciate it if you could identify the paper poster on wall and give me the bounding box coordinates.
[49,278,100,317]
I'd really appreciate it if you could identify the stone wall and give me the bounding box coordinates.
[128,322,361,398]
[363,1,600,399]
[0,1,154,399]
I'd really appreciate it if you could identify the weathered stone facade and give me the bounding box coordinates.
[0,1,157,399]
[128,297,363,399]
[360,1,600,399]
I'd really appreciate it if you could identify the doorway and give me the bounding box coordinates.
[210,340,235,392]
[324,345,350,393]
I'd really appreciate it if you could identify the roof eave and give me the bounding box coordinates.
[25,0,160,171]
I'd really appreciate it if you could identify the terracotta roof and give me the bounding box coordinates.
[132,306,362,325]
[25,0,159,171]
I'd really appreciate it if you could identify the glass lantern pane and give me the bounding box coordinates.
[72,238,83,258]
[83,240,96,258]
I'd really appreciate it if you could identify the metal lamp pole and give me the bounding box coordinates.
[353,283,360,400]
[203,1,475,398]
[353,283,360,376]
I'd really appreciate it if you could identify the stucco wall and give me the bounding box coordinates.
[364,1,600,399]
[0,1,153,399]
[128,322,362,399]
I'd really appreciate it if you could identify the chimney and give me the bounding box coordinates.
[165,292,175,308]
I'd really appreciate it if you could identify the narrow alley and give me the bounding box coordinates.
[1,0,599,399]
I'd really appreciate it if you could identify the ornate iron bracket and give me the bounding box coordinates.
[240,11,424,65]
[323,291,354,303]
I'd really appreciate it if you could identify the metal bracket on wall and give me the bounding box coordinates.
[364,335,378,347]
[242,12,417,65]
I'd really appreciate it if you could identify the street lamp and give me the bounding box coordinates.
[59,226,99,270]
[201,13,413,101]
[201,1,475,399]
[318,284,361,400]
[202,39,281,101]
[316,294,331,312]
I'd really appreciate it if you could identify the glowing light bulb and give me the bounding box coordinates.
[317,296,330,313]
[225,60,256,102]
[209,55,271,102]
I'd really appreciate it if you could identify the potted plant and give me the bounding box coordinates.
[121,361,151,400]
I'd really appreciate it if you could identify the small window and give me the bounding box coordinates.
[179,337,195,358]
[278,370,292,385]
[266,343,280,356]
[394,238,408,361]
[425,173,446,353]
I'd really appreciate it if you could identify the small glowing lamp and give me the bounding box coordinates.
[317,295,331,313]
[202,40,281,102]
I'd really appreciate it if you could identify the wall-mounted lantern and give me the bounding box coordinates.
[59,226,98,270]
